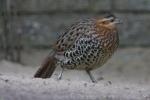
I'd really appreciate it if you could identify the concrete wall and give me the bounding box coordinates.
[1,0,150,48]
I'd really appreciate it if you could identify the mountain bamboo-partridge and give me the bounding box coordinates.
[34,14,120,83]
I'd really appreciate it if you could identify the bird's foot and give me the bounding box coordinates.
[91,78,97,83]
[57,67,64,80]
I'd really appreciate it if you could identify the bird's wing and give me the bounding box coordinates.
[53,19,95,52]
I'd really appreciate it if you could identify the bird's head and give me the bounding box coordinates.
[96,14,121,30]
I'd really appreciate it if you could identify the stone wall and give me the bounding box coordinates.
[1,0,150,48]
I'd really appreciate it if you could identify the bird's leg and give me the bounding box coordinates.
[58,67,64,80]
[86,69,97,83]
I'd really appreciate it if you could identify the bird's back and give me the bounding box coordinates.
[53,18,96,52]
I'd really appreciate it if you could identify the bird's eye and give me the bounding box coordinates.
[110,19,114,22]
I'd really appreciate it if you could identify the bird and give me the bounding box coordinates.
[34,14,120,83]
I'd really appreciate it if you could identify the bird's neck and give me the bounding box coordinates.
[95,25,117,36]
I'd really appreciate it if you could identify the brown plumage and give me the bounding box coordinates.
[34,14,120,82]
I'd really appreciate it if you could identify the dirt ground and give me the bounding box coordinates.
[0,47,150,85]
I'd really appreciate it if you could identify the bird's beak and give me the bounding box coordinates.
[114,18,122,24]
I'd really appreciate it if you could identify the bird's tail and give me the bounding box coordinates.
[34,53,57,78]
